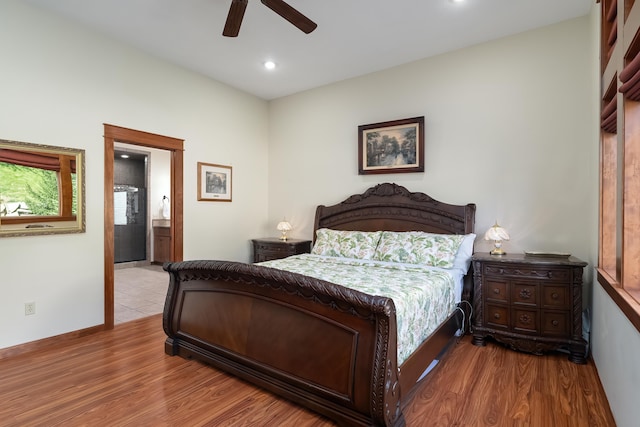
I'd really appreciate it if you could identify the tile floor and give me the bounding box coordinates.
[114,264,169,324]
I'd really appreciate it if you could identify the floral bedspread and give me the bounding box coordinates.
[258,254,457,364]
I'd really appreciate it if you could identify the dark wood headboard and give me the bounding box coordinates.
[313,183,476,242]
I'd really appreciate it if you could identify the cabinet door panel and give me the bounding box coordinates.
[485,280,509,303]
[542,286,569,308]
[512,308,539,334]
[512,282,538,306]
[542,311,570,336]
[486,304,509,328]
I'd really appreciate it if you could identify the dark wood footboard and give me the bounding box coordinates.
[163,183,476,426]
[163,260,405,426]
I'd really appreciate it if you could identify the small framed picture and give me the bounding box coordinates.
[197,162,232,202]
[358,116,425,175]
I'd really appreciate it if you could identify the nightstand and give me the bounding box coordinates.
[471,253,588,364]
[251,238,312,262]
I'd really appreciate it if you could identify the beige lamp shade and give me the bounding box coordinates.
[484,221,509,255]
[277,220,292,241]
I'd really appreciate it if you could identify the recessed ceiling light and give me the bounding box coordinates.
[120,154,129,159]
[450,0,465,3]
[264,60,276,70]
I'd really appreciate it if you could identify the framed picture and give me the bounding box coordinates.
[358,116,424,175]
[197,162,232,202]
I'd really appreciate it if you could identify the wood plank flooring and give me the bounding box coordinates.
[0,315,615,426]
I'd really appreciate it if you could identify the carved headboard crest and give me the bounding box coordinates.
[313,183,475,238]
[342,182,435,204]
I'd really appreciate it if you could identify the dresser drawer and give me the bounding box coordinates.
[512,282,538,306]
[484,264,571,282]
[252,238,312,263]
[255,249,294,262]
[543,286,569,308]
[512,308,539,334]
[486,304,509,329]
[542,310,570,336]
[254,243,294,255]
[485,280,509,303]
[254,251,281,262]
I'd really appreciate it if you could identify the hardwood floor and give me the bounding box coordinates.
[0,315,615,426]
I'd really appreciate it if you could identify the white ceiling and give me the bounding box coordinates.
[25,0,594,100]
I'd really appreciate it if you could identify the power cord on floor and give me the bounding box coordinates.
[454,300,474,338]
[454,306,466,338]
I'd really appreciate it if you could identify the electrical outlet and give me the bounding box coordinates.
[25,302,36,316]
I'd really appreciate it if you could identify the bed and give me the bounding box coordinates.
[162,183,476,426]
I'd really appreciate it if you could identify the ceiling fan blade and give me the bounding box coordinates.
[223,0,248,37]
[261,0,317,34]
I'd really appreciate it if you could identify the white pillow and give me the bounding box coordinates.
[452,233,476,274]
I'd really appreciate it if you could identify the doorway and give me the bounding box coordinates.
[104,124,184,329]
[114,148,148,264]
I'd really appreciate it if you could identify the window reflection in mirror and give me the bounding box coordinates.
[0,138,85,237]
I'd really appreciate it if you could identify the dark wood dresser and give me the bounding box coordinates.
[471,253,588,364]
[251,238,312,262]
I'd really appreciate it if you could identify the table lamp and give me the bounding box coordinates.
[484,221,510,255]
[277,219,292,241]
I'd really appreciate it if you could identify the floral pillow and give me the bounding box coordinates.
[373,231,465,268]
[311,229,382,260]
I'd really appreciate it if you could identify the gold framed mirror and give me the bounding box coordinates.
[0,138,85,237]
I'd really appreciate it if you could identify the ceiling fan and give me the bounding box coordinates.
[223,0,317,37]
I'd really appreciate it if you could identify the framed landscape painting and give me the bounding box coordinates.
[197,162,232,202]
[358,116,424,175]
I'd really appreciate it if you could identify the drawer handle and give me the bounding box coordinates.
[519,314,532,324]
[531,270,553,278]
[551,292,559,300]
[519,289,532,299]
[493,312,501,319]
[493,288,500,294]
[552,320,559,326]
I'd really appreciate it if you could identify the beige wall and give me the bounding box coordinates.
[267,13,639,427]
[267,17,596,262]
[0,1,269,348]
[2,2,638,426]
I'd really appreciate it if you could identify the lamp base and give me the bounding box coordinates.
[279,233,288,241]
[490,248,506,255]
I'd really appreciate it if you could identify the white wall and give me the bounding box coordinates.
[0,0,269,349]
[592,286,640,427]
[268,17,596,265]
